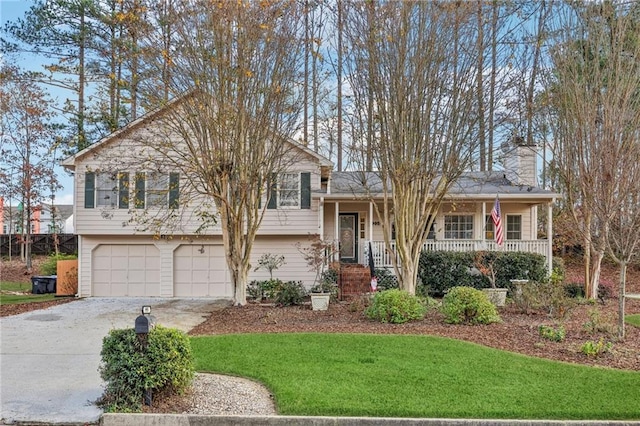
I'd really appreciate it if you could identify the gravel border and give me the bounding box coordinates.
[180,373,277,415]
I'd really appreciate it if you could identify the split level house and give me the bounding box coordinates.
[62,103,559,299]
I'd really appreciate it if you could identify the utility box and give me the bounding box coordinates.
[31,276,57,294]
[135,315,156,334]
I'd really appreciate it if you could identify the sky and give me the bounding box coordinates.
[1,0,75,206]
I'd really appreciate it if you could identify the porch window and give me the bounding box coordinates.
[444,215,473,239]
[507,215,522,240]
[485,215,494,240]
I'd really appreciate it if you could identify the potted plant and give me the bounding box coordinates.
[297,235,339,311]
[474,251,508,307]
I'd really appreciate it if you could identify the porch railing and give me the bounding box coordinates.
[362,239,549,269]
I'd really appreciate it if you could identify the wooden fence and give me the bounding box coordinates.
[0,234,77,256]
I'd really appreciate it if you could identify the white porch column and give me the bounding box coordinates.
[547,201,553,276]
[369,202,374,241]
[335,201,340,242]
[481,201,487,240]
[319,197,324,238]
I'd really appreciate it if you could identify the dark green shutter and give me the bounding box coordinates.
[267,173,277,209]
[118,173,129,209]
[301,172,311,209]
[169,173,179,209]
[84,172,95,208]
[135,172,145,209]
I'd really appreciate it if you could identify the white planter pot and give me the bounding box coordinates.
[482,288,508,307]
[310,293,330,311]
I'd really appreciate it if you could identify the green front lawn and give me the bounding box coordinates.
[191,333,640,420]
[0,281,56,305]
[626,314,640,328]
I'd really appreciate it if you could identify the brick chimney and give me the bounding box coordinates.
[502,136,538,187]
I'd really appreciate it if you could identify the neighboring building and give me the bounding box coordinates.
[0,199,73,235]
[62,108,558,299]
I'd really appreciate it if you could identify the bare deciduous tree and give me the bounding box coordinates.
[123,0,306,305]
[548,1,640,307]
[343,2,479,295]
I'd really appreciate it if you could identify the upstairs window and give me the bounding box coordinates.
[85,171,129,209]
[444,215,473,239]
[267,172,311,210]
[146,172,169,208]
[278,173,300,208]
[96,173,118,208]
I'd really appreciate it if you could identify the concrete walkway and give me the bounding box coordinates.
[0,297,227,425]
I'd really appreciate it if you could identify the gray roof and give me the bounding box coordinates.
[325,171,558,200]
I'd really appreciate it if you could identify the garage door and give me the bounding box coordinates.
[174,245,231,297]
[92,245,161,297]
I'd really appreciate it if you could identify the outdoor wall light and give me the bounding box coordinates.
[142,305,151,315]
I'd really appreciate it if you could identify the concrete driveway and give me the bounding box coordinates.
[1,297,228,425]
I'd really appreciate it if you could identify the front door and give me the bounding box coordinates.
[339,213,358,263]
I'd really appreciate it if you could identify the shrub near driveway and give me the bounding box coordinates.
[365,289,427,324]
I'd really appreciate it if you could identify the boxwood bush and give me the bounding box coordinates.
[417,250,548,296]
[98,326,194,412]
[365,289,427,324]
[441,286,501,325]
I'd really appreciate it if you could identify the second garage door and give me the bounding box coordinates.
[174,244,231,297]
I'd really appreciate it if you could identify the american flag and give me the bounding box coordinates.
[491,197,504,246]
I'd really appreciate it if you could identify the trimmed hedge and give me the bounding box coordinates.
[417,250,548,296]
[441,286,501,325]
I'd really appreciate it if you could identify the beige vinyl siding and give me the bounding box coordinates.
[249,236,317,288]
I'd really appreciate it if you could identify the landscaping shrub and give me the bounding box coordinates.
[246,278,282,302]
[417,251,547,296]
[538,324,566,342]
[40,253,77,276]
[441,286,501,325]
[365,289,427,324]
[581,338,613,358]
[98,326,194,412]
[274,280,307,306]
[598,279,616,302]
[564,283,585,298]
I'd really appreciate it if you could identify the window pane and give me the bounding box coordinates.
[444,215,473,239]
[147,173,169,207]
[278,173,299,208]
[96,173,118,207]
[485,215,494,240]
[507,215,522,240]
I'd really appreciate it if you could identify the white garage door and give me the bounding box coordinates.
[92,245,161,297]
[174,245,231,297]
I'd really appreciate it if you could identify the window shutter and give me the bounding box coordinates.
[135,172,145,209]
[84,172,95,209]
[301,172,311,209]
[118,173,129,209]
[169,173,179,209]
[267,173,277,209]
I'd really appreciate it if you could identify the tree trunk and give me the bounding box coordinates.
[618,261,626,340]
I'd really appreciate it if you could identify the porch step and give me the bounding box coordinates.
[339,264,372,300]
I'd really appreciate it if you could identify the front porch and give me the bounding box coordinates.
[363,239,550,270]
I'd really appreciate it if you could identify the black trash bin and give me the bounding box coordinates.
[31,275,57,294]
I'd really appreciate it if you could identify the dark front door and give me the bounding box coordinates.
[339,213,358,263]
